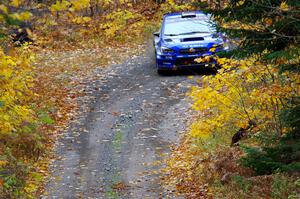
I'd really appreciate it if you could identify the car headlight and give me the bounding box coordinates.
[211,43,229,51]
[223,43,229,50]
[161,46,174,53]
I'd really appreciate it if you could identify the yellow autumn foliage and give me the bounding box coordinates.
[101,10,142,37]
[1,2,32,22]
[0,47,35,137]
[189,55,299,139]
[10,0,22,7]
[69,0,90,11]
[50,0,71,13]
[9,11,32,21]
[72,16,91,24]
[160,0,192,13]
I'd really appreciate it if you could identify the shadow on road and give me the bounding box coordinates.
[158,68,217,76]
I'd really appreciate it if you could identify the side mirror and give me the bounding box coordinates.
[153,32,160,37]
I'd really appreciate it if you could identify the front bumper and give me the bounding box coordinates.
[156,53,218,70]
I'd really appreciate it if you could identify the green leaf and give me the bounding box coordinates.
[39,112,54,125]
[0,101,4,108]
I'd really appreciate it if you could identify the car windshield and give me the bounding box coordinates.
[163,16,214,36]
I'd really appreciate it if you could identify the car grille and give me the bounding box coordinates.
[175,57,214,66]
[179,47,208,55]
[175,57,199,66]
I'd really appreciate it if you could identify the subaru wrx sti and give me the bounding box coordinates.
[153,11,229,74]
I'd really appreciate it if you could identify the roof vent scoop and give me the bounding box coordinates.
[181,12,196,18]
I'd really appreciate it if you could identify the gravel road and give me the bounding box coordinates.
[42,44,201,199]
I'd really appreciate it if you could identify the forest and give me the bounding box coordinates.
[0,0,299,198]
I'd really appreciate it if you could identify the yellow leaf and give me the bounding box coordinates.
[0,5,8,14]
[10,0,20,7]
[210,47,216,52]
[195,57,204,63]
[264,18,273,26]
[0,160,7,166]
[280,1,289,11]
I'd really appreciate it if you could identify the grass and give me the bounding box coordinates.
[113,131,123,153]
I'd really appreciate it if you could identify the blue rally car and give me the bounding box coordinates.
[153,11,229,74]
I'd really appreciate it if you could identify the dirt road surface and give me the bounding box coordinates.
[42,45,201,199]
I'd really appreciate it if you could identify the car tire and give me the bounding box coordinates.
[157,69,166,75]
[156,62,164,75]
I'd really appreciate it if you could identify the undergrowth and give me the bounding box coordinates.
[162,0,300,198]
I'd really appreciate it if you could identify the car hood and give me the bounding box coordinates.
[162,33,223,49]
